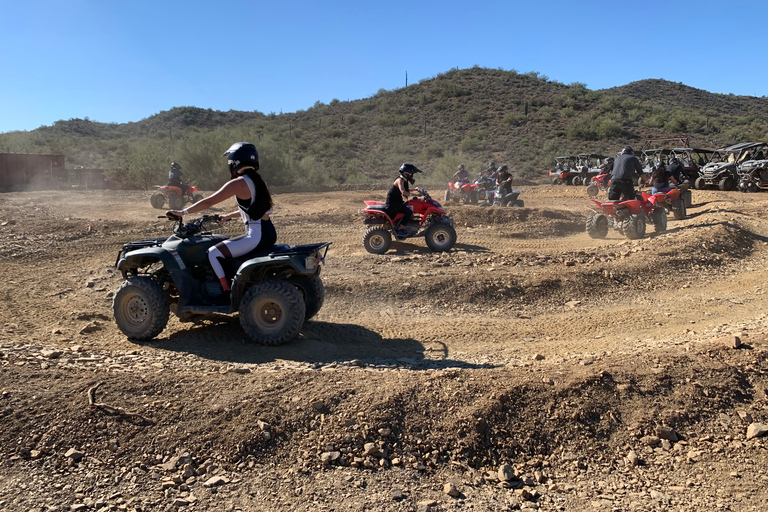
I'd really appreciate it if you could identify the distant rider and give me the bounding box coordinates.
[454,164,470,184]
[484,161,497,177]
[649,161,678,194]
[166,142,276,296]
[168,162,184,189]
[600,157,614,187]
[608,146,644,201]
[385,163,423,236]
[666,157,684,184]
[495,165,513,194]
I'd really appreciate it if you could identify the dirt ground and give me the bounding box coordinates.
[1,185,768,512]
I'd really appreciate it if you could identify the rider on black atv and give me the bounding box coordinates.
[608,146,644,201]
[166,142,276,295]
[168,162,184,188]
[494,165,513,195]
[386,163,423,236]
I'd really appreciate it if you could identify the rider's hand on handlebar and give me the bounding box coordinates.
[165,210,182,220]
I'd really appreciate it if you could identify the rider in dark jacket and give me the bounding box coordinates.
[608,147,644,201]
[168,162,184,188]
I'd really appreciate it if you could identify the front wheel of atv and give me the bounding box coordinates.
[469,190,478,204]
[719,176,735,191]
[425,223,456,252]
[672,199,686,220]
[289,274,325,321]
[586,213,608,239]
[621,213,646,240]
[363,227,392,254]
[239,280,306,345]
[652,207,667,233]
[572,176,582,186]
[168,194,185,210]
[694,177,706,190]
[514,199,524,207]
[113,277,170,341]
[586,184,599,197]
[444,189,451,202]
[150,193,166,209]
[552,177,563,185]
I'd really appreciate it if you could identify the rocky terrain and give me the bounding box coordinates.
[1,185,767,511]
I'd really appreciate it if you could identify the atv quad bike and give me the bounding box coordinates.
[113,214,330,345]
[150,182,204,210]
[359,188,456,254]
[444,180,478,204]
[586,188,684,240]
[550,156,578,185]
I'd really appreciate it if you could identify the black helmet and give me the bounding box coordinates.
[223,142,259,179]
[607,157,614,163]
[487,161,496,169]
[399,163,422,184]
[171,162,181,171]
[621,146,634,155]
[497,164,509,173]
[457,164,465,171]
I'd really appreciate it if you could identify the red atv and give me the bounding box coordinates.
[587,187,687,239]
[360,188,457,254]
[444,181,478,204]
[585,173,611,197]
[150,182,203,210]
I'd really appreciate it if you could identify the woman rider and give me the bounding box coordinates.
[385,163,422,235]
[166,142,276,294]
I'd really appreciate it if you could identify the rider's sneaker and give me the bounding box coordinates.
[393,228,409,237]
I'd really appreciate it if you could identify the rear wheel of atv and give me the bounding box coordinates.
[289,274,324,321]
[168,194,185,210]
[552,177,563,185]
[239,280,305,345]
[514,199,524,207]
[425,223,456,252]
[683,189,693,208]
[652,208,667,233]
[572,176,582,186]
[469,190,478,204]
[150,193,166,209]
[363,227,392,254]
[586,184,599,197]
[719,176,735,191]
[672,199,686,220]
[586,213,608,239]
[621,213,646,240]
[694,177,706,190]
[113,277,170,341]
[192,193,204,203]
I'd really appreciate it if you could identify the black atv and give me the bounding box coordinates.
[112,214,330,345]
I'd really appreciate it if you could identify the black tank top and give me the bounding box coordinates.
[236,173,272,221]
[386,177,408,208]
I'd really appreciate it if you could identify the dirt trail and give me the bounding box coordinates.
[1,186,767,511]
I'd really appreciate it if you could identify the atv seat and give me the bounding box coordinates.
[365,204,388,212]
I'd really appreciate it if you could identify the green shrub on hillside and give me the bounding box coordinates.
[504,113,527,126]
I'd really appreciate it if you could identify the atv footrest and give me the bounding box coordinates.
[177,305,232,315]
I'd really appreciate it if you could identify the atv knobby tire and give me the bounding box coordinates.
[150,193,166,209]
[719,176,735,191]
[586,213,608,239]
[289,274,325,321]
[363,227,392,254]
[652,207,667,233]
[239,280,306,345]
[694,177,706,190]
[444,189,451,202]
[672,199,686,220]
[621,213,646,240]
[469,190,478,204]
[168,194,185,210]
[586,184,599,197]
[572,176,582,186]
[113,277,170,341]
[425,223,456,252]
[193,193,204,203]
[552,177,563,185]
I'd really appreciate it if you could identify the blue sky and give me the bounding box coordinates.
[1,0,766,133]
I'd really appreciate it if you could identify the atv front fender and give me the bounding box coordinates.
[117,247,185,273]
